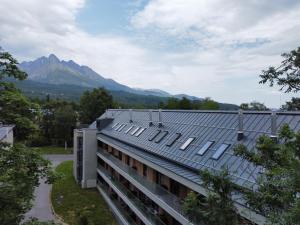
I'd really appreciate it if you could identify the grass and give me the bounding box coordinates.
[51,161,118,225]
[32,146,73,154]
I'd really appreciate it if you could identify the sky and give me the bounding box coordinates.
[0,0,299,108]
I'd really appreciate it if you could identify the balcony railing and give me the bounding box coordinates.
[97,147,186,218]
[97,165,166,225]
[97,182,138,225]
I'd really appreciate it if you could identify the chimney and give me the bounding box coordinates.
[270,111,277,141]
[158,109,163,127]
[237,110,244,141]
[149,110,153,126]
[129,109,133,123]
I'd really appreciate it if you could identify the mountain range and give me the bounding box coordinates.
[14,54,238,109]
[19,54,201,100]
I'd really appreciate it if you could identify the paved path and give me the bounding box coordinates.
[25,154,73,221]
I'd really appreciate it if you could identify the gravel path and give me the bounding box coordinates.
[24,154,73,221]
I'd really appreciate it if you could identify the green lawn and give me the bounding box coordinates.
[51,161,118,225]
[32,146,73,154]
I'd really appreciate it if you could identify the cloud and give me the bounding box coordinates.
[0,0,299,107]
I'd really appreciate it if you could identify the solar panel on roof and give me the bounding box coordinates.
[155,131,169,143]
[212,143,230,160]
[166,133,181,147]
[125,126,134,134]
[197,141,214,155]
[135,128,146,137]
[148,130,161,141]
[112,123,119,128]
[131,127,140,135]
[180,137,195,150]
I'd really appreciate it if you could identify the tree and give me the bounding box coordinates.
[234,124,300,225]
[183,169,241,225]
[239,101,268,111]
[0,143,60,225]
[179,97,192,109]
[260,47,300,93]
[79,88,113,124]
[195,97,219,110]
[281,97,300,111]
[23,218,61,225]
[0,48,40,140]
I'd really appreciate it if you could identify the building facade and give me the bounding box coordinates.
[73,109,300,225]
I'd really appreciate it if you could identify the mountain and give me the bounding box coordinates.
[19,54,201,100]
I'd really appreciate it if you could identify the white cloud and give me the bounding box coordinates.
[0,0,299,108]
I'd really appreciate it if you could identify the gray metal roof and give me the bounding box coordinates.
[0,125,14,141]
[97,109,300,189]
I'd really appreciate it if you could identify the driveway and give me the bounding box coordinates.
[25,154,73,221]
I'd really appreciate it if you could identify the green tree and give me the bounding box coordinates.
[234,124,300,225]
[260,47,300,93]
[0,143,60,225]
[0,48,40,140]
[179,97,192,109]
[23,218,61,225]
[165,97,180,109]
[195,97,219,110]
[239,101,268,111]
[281,97,300,111]
[79,88,113,124]
[183,169,241,225]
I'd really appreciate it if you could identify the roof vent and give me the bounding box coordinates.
[129,109,133,123]
[149,110,153,126]
[158,109,163,127]
[270,111,277,141]
[237,110,244,141]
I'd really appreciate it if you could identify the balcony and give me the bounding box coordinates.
[97,165,166,225]
[97,182,138,225]
[97,147,191,225]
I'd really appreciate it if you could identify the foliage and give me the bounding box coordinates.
[162,97,220,110]
[183,169,240,225]
[23,218,61,225]
[79,88,113,124]
[281,97,300,111]
[240,101,269,111]
[234,124,300,225]
[260,47,300,93]
[51,161,117,225]
[32,146,72,155]
[0,143,60,225]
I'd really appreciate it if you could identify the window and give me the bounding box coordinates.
[117,124,126,132]
[114,124,122,131]
[131,127,140,135]
[180,137,195,150]
[148,130,161,141]
[212,144,230,160]
[112,123,119,128]
[197,141,214,155]
[166,133,181,147]
[125,126,134,134]
[143,164,148,177]
[155,131,169,143]
[135,128,146,137]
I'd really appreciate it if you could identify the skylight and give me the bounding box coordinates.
[155,131,169,143]
[135,128,146,137]
[112,123,119,129]
[212,144,230,160]
[117,124,126,132]
[197,141,214,155]
[114,124,122,131]
[180,137,195,150]
[148,130,161,141]
[125,126,134,134]
[166,133,181,147]
[131,127,140,135]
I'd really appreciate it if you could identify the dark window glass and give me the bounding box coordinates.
[197,141,214,155]
[212,144,230,160]
[148,130,161,141]
[166,133,181,147]
[155,131,169,143]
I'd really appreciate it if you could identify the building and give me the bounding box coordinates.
[0,123,14,145]
[73,109,300,225]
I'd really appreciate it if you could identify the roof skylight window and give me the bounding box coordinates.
[135,128,146,137]
[155,131,169,143]
[148,130,161,141]
[114,124,122,131]
[197,141,214,155]
[180,137,195,150]
[166,133,181,147]
[212,144,230,160]
[117,124,126,132]
[125,126,134,134]
[131,127,140,135]
[112,123,119,129]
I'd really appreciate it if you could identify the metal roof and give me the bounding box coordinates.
[96,109,300,189]
[0,125,14,141]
